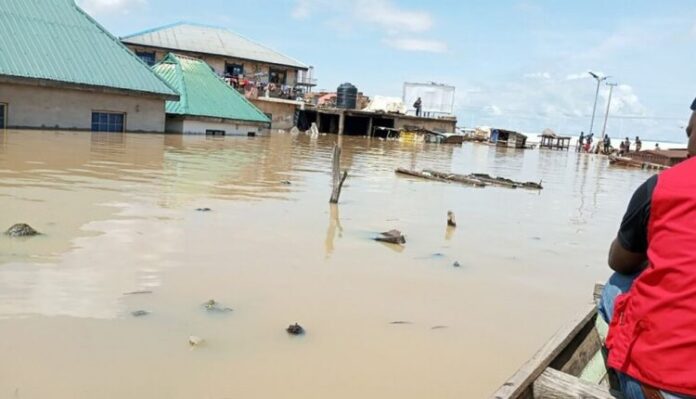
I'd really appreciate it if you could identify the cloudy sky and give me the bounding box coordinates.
[80,0,696,142]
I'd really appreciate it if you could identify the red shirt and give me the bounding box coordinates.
[607,156,696,395]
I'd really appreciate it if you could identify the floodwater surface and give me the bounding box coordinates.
[0,130,657,398]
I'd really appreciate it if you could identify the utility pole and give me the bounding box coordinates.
[600,82,618,142]
[588,72,608,137]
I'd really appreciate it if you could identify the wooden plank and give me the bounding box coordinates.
[533,368,622,399]
[489,303,597,399]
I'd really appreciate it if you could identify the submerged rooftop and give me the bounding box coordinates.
[0,0,178,98]
[152,53,270,124]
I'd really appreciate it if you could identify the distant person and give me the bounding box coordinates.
[655,143,661,150]
[603,135,612,154]
[578,131,585,152]
[585,133,594,153]
[619,141,627,156]
[624,137,631,153]
[598,97,696,398]
[635,136,642,152]
[414,97,422,117]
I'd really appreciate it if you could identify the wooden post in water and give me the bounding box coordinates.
[329,144,348,204]
[330,111,347,203]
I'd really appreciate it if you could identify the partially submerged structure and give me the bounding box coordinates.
[490,129,528,149]
[151,54,270,135]
[0,0,178,132]
[121,22,314,130]
[539,129,571,151]
[610,149,688,170]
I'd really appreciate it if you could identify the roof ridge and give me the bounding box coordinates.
[70,0,179,97]
[121,21,308,70]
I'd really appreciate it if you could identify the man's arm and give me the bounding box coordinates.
[608,238,647,275]
[608,175,657,275]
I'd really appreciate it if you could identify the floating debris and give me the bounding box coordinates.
[375,229,406,245]
[447,211,457,227]
[396,168,543,190]
[389,321,413,325]
[280,180,292,185]
[188,336,204,346]
[286,323,305,335]
[431,325,449,330]
[5,223,40,237]
[203,299,233,313]
[131,310,150,317]
[195,207,212,212]
[123,290,153,296]
[453,261,461,268]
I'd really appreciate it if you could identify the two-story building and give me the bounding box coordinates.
[121,22,315,130]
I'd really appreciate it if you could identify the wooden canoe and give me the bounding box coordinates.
[489,284,623,399]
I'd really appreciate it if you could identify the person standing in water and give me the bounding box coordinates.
[624,137,632,153]
[603,135,612,154]
[578,131,585,152]
[599,97,696,399]
[635,136,642,152]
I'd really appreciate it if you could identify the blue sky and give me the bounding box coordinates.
[81,0,696,142]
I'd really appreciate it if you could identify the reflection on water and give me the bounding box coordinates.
[0,130,655,398]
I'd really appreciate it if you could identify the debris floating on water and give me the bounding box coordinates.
[195,208,212,212]
[395,168,543,190]
[431,325,449,330]
[203,299,233,313]
[5,223,40,237]
[286,323,305,335]
[453,261,461,268]
[280,180,292,185]
[123,290,153,296]
[447,211,457,228]
[389,321,413,325]
[131,310,150,317]
[188,336,204,346]
[375,229,406,245]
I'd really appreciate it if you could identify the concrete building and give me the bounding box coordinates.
[151,54,270,135]
[121,22,315,130]
[0,0,179,132]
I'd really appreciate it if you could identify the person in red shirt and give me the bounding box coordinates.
[599,98,696,398]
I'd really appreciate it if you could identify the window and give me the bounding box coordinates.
[225,63,244,78]
[92,112,125,133]
[206,129,225,136]
[269,68,287,85]
[136,51,156,67]
[0,103,5,129]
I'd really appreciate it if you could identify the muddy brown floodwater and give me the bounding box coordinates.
[0,130,659,398]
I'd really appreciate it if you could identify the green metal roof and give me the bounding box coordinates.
[0,0,178,98]
[152,54,270,124]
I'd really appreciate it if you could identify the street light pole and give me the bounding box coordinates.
[588,72,608,137]
[600,82,618,143]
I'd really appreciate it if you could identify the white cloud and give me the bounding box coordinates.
[290,0,445,52]
[291,0,313,19]
[483,105,503,116]
[78,0,146,15]
[524,72,551,80]
[354,0,432,33]
[383,38,448,53]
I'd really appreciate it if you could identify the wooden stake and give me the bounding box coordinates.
[330,144,348,204]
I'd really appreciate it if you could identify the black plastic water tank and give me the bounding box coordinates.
[336,83,358,109]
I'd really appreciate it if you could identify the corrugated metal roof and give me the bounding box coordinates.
[122,22,308,70]
[0,0,178,98]
[152,53,270,124]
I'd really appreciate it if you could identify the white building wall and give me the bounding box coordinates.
[166,117,265,135]
[0,82,166,132]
